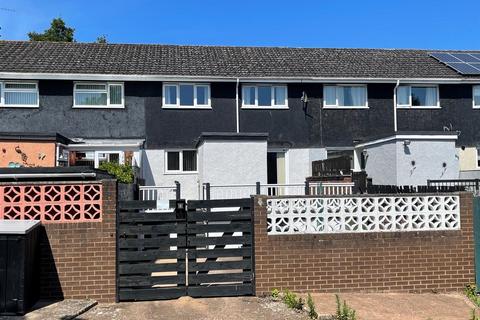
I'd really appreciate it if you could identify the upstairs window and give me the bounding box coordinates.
[323,85,368,108]
[396,85,439,108]
[242,85,288,108]
[73,82,124,108]
[0,82,39,107]
[166,150,197,173]
[163,83,210,108]
[474,86,480,108]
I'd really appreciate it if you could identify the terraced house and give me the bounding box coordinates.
[1,41,480,198]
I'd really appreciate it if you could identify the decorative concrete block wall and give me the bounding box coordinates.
[253,192,474,295]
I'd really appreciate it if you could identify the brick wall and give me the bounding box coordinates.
[253,192,475,295]
[39,179,117,303]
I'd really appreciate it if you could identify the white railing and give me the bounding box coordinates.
[309,182,354,195]
[260,184,305,196]
[204,182,355,199]
[139,186,178,201]
[207,184,258,200]
[267,195,460,235]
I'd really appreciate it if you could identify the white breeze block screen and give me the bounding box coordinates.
[266,195,460,235]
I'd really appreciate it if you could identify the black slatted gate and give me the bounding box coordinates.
[187,198,254,297]
[117,198,254,301]
[117,201,187,301]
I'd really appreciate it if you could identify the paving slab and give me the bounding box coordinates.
[0,299,97,320]
[78,296,308,320]
[308,293,476,320]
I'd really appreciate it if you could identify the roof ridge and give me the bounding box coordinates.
[1,40,479,52]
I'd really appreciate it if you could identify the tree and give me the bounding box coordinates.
[28,18,75,42]
[96,35,107,44]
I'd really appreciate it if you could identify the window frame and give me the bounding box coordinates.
[164,149,198,174]
[0,81,39,108]
[241,84,288,109]
[73,82,125,109]
[162,83,211,109]
[396,84,440,109]
[473,85,480,109]
[322,84,369,109]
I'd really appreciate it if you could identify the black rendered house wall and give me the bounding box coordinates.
[0,80,145,139]
[0,80,477,148]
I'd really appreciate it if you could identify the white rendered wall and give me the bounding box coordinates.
[142,149,200,199]
[198,140,268,186]
[395,140,459,185]
[287,148,327,184]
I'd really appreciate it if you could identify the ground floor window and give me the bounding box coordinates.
[165,150,197,173]
[70,150,125,168]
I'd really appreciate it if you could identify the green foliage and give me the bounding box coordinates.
[306,293,318,319]
[282,289,304,311]
[335,295,356,320]
[96,35,107,43]
[472,308,480,320]
[271,288,280,299]
[28,18,75,42]
[99,162,134,184]
[466,284,480,307]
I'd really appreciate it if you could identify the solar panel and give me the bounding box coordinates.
[430,52,480,75]
[447,63,480,75]
[450,53,480,63]
[429,52,461,63]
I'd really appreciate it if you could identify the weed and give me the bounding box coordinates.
[465,284,480,307]
[335,294,356,320]
[271,288,280,299]
[306,293,318,319]
[283,289,304,311]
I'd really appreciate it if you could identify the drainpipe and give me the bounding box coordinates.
[235,78,240,133]
[393,80,400,132]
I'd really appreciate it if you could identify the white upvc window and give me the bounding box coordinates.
[0,81,39,108]
[242,85,288,109]
[473,85,480,108]
[162,83,211,108]
[73,82,124,108]
[165,150,197,173]
[323,85,368,108]
[396,85,440,108]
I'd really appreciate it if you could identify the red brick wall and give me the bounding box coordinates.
[39,179,117,303]
[254,192,475,295]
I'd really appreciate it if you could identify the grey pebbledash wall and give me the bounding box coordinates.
[0,80,479,148]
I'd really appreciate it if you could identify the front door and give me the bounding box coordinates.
[267,152,286,195]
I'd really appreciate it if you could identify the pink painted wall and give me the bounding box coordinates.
[0,141,56,167]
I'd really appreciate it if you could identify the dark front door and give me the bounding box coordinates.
[267,152,278,184]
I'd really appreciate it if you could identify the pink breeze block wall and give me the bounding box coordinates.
[0,182,102,223]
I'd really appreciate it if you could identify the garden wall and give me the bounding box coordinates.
[253,192,475,295]
[0,179,117,303]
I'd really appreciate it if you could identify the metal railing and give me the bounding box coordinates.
[309,182,354,195]
[427,179,479,193]
[139,182,181,201]
[202,181,354,200]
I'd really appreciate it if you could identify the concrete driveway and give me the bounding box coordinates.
[77,293,476,320]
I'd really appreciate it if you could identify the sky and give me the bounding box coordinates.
[0,0,479,49]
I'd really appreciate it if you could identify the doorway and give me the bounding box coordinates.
[267,151,287,185]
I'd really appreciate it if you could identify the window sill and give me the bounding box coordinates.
[396,106,441,109]
[164,171,198,175]
[0,105,39,108]
[241,106,289,110]
[72,105,125,109]
[473,106,480,109]
[162,106,212,110]
[323,106,369,109]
